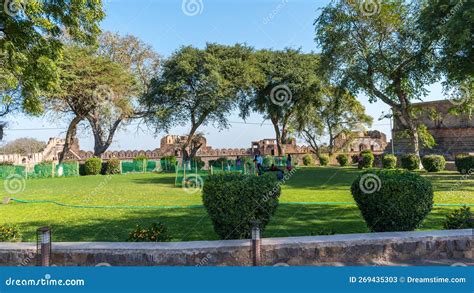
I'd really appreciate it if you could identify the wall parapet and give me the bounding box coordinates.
[0,229,471,266]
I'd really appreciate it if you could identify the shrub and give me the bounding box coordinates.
[443,206,473,230]
[351,170,433,232]
[318,154,329,166]
[210,157,229,168]
[263,155,273,166]
[401,154,420,171]
[105,158,121,175]
[454,155,474,174]
[191,157,205,169]
[0,161,14,166]
[84,157,102,175]
[336,154,350,167]
[382,154,397,169]
[421,155,446,172]
[351,154,359,164]
[302,154,313,166]
[358,150,374,169]
[127,222,172,242]
[161,156,177,171]
[202,173,280,239]
[0,224,22,242]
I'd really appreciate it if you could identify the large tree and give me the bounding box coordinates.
[0,0,104,117]
[314,0,439,157]
[49,46,136,162]
[295,86,372,156]
[85,32,160,156]
[245,49,322,156]
[143,44,256,161]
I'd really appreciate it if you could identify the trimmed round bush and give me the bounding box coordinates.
[84,157,102,175]
[358,150,374,169]
[133,154,148,162]
[455,155,474,174]
[105,158,121,175]
[421,155,446,172]
[443,206,473,230]
[318,154,329,166]
[401,154,420,171]
[0,224,21,242]
[263,155,273,167]
[382,154,397,169]
[302,154,313,166]
[202,173,280,239]
[336,154,350,167]
[351,170,433,232]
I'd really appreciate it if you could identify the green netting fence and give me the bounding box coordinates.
[0,162,80,179]
[120,160,160,174]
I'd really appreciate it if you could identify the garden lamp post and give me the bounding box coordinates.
[251,220,261,266]
[36,227,52,266]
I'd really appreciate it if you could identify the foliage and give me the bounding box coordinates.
[351,154,359,164]
[421,155,446,172]
[382,155,397,169]
[127,222,172,242]
[314,1,440,157]
[351,170,433,232]
[443,206,474,230]
[454,155,474,174]
[202,173,280,239]
[318,154,329,166]
[247,49,322,156]
[358,150,374,169]
[50,46,137,161]
[84,158,103,175]
[297,86,372,156]
[191,157,205,170]
[401,154,420,171]
[105,158,121,175]
[302,154,314,166]
[263,156,274,166]
[418,0,474,83]
[0,0,104,117]
[210,157,230,168]
[143,44,257,160]
[336,154,350,167]
[0,224,21,242]
[0,138,46,155]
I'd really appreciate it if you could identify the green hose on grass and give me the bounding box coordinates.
[8,198,474,210]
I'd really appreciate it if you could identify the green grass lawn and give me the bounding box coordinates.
[0,167,472,242]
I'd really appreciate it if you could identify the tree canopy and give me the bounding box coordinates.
[0,0,104,117]
[143,43,256,160]
[314,0,438,156]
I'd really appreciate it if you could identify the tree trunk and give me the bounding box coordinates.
[59,116,82,163]
[271,118,283,156]
[89,117,122,158]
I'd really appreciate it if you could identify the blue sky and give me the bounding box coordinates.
[5,0,444,151]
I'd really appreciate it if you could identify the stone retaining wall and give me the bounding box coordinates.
[0,230,471,266]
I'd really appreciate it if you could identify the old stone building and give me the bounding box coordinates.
[334,130,388,154]
[251,138,299,155]
[392,100,474,159]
